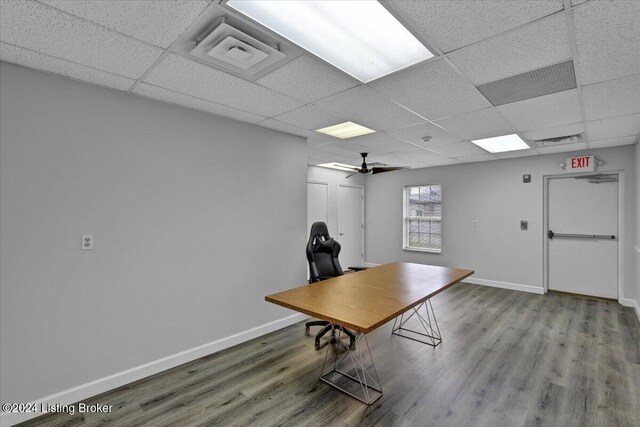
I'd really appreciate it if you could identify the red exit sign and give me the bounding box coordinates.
[566,155,595,172]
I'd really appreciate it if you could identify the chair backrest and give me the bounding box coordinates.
[306,222,344,283]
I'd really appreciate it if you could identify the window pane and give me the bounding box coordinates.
[409,233,419,246]
[409,187,419,202]
[405,185,441,252]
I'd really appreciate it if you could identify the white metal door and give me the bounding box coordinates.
[337,185,364,268]
[548,175,618,299]
[307,181,328,232]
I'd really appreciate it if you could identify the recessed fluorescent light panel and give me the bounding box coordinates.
[225,0,434,82]
[471,134,530,153]
[318,162,359,172]
[316,121,375,139]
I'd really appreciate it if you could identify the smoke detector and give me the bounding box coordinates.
[191,21,285,77]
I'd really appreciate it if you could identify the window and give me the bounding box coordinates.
[403,185,442,253]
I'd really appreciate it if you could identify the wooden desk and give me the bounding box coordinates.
[265,262,474,404]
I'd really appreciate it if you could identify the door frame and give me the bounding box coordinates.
[542,170,625,302]
[337,184,365,265]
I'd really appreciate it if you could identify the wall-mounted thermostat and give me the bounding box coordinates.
[520,221,528,231]
[523,174,531,183]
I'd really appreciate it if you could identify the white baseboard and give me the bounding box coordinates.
[0,313,307,427]
[364,262,381,267]
[619,298,640,323]
[463,277,545,294]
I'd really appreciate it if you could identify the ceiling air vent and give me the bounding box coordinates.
[531,133,584,148]
[191,20,285,77]
[477,60,577,106]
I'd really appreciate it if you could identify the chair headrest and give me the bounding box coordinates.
[309,221,330,239]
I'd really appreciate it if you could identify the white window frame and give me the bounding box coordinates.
[403,184,442,253]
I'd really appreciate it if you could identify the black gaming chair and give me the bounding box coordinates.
[305,222,356,349]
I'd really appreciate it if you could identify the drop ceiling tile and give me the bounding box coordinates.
[256,55,359,103]
[448,13,571,85]
[256,119,311,138]
[0,1,163,78]
[0,42,134,90]
[307,137,334,147]
[587,136,637,149]
[386,121,463,148]
[456,154,498,163]
[41,0,210,49]
[395,149,450,163]
[434,108,517,140]
[497,89,582,131]
[318,141,380,155]
[493,149,539,159]
[308,147,351,164]
[386,0,562,53]
[582,74,640,121]
[573,1,640,85]
[521,122,585,141]
[370,59,490,120]
[416,158,464,167]
[133,83,265,123]
[348,132,420,153]
[273,104,342,130]
[144,54,305,117]
[535,142,588,154]
[585,113,640,141]
[314,85,424,131]
[429,141,489,157]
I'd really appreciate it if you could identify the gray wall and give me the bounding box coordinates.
[635,142,640,300]
[0,63,307,403]
[365,146,637,299]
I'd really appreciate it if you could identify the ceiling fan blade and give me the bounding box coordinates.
[367,162,387,167]
[371,166,409,174]
[345,171,361,178]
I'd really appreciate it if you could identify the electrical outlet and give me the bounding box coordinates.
[520,221,528,231]
[82,234,93,250]
[473,220,479,227]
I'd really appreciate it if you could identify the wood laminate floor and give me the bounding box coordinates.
[19,283,640,426]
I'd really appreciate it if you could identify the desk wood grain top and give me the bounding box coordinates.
[265,262,474,334]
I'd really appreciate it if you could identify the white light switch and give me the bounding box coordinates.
[82,234,93,250]
[473,220,479,227]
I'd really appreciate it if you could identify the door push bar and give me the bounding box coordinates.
[547,230,616,240]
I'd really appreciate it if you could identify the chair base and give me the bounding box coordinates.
[306,320,356,350]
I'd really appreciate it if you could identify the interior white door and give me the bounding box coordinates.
[548,175,618,299]
[307,181,328,233]
[337,185,364,269]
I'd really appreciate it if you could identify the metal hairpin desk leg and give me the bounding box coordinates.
[319,326,383,405]
[391,299,442,347]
